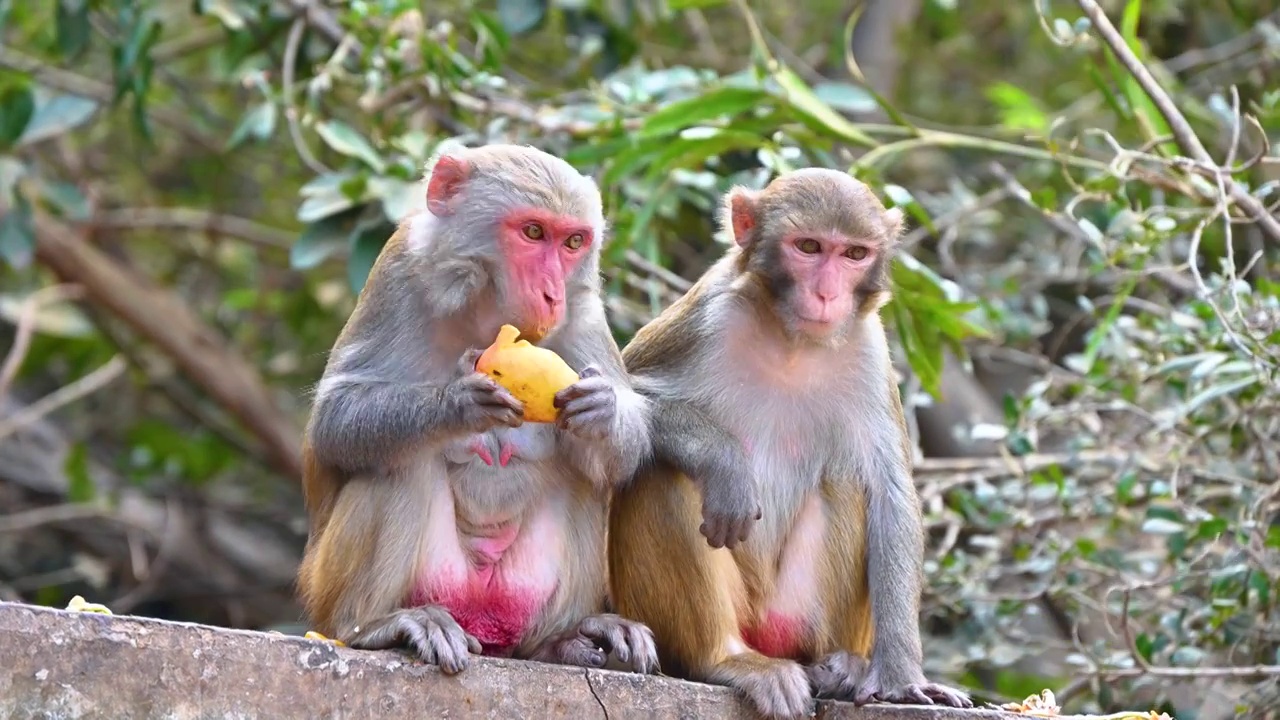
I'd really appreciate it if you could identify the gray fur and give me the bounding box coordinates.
[307,143,654,674]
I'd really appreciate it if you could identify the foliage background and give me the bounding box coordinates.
[0,0,1277,717]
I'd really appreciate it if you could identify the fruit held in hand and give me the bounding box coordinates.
[475,324,580,423]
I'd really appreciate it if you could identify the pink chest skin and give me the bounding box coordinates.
[404,508,562,657]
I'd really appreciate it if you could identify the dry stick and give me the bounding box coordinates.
[0,284,86,399]
[92,208,297,251]
[1075,0,1280,245]
[0,355,128,442]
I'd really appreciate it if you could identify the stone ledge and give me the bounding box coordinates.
[0,601,1034,720]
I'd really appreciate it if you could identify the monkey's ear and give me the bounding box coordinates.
[426,155,471,217]
[725,187,759,248]
[882,206,905,242]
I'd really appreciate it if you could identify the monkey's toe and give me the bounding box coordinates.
[739,661,812,720]
[922,684,973,708]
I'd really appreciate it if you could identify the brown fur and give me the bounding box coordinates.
[610,168,970,718]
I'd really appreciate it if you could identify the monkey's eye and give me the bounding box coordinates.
[796,238,821,254]
[845,246,869,261]
[564,233,585,250]
[522,223,545,240]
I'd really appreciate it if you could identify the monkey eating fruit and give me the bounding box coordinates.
[609,168,973,718]
[476,324,581,423]
[296,142,657,677]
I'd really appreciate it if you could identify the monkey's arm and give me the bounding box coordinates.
[856,379,969,706]
[309,330,521,477]
[642,390,761,549]
[549,319,652,487]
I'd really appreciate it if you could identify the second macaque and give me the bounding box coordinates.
[610,169,972,718]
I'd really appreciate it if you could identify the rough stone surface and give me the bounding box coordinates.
[1,601,1037,720]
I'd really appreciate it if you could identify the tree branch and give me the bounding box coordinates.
[1075,0,1280,245]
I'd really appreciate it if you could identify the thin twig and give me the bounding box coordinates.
[1075,0,1280,245]
[92,208,297,250]
[0,355,128,441]
[0,284,86,400]
[282,17,329,175]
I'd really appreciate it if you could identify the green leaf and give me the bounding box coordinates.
[56,0,91,60]
[985,82,1048,133]
[297,182,359,223]
[225,102,277,150]
[668,0,726,8]
[0,84,35,150]
[638,87,769,139]
[38,179,91,221]
[64,442,97,503]
[645,129,770,178]
[291,211,359,270]
[1141,517,1186,535]
[315,120,386,172]
[347,219,392,293]
[773,66,876,147]
[16,94,98,146]
[1180,375,1262,415]
[497,0,546,35]
[0,193,35,268]
[812,81,878,114]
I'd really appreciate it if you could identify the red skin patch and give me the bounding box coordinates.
[405,525,554,656]
[741,611,808,660]
[497,207,594,338]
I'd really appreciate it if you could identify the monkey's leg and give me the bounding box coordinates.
[610,470,811,719]
[306,473,484,674]
[802,480,872,699]
[815,478,971,708]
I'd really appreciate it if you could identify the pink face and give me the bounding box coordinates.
[778,233,875,334]
[497,207,594,340]
[424,154,594,341]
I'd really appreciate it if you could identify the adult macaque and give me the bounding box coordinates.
[609,169,972,718]
[296,143,657,676]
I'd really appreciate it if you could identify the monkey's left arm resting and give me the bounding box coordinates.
[552,366,652,487]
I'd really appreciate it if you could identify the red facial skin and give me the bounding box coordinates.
[778,233,875,334]
[497,208,594,340]
[424,155,594,340]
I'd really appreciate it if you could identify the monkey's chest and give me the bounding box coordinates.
[442,425,557,468]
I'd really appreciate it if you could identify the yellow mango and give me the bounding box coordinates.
[475,324,580,423]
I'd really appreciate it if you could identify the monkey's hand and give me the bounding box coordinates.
[852,660,973,708]
[528,613,659,674]
[445,349,525,433]
[552,366,616,440]
[806,650,866,700]
[346,606,483,675]
[699,469,762,550]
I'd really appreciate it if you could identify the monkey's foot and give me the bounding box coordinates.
[805,650,866,700]
[708,654,812,720]
[854,677,974,708]
[529,613,659,674]
[346,606,482,675]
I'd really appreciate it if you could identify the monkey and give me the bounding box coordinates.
[295,142,658,677]
[608,168,974,718]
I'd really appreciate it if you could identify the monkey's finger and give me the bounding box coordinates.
[464,632,483,655]
[560,406,613,433]
[624,623,658,674]
[578,365,602,379]
[458,348,484,373]
[599,621,629,663]
[553,376,609,407]
[558,637,607,668]
[426,624,466,674]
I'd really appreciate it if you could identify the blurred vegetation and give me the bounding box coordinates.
[1,0,1278,717]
